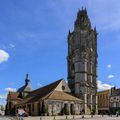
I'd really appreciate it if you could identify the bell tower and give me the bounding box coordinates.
[67,8,98,114]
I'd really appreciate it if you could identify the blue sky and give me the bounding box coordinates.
[0,0,120,105]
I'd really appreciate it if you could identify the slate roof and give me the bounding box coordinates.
[17,74,32,93]
[17,79,82,105]
[17,84,32,93]
[22,79,62,104]
[48,91,82,101]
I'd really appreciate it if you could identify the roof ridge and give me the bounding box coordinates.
[31,79,63,93]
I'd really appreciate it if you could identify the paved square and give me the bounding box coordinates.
[74,116,120,120]
[1,116,120,120]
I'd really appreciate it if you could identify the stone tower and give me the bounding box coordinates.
[67,9,98,114]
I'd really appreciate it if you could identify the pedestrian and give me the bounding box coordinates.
[116,111,119,117]
[18,107,25,120]
[91,111,93,118]
[81,111,84,118]
[101,113,104,117]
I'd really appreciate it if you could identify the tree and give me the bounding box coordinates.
[0,105,5,111]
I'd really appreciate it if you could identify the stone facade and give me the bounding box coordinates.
[6,9,98,116]
[67,9,98,114]
[97,89,111,114]
[109,87,120,114]
[6,78,83,116]
[20,99,83,116]
[97,87,116,114]
[46,100,83,116]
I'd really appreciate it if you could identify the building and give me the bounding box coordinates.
[5,74,32,115]
[67,9,98,114]
[97,89,111,114]
[109,87,120,114]
[6,75,83,116]
[97,87,116,114]
[6,8,98,116]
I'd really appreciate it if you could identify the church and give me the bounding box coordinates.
[6,8,98,115]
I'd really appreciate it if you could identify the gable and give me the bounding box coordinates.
[54,80,71,93]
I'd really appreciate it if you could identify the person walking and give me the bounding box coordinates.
[18,107,25,120]
[116,111,119,117]
[81,111,84,119]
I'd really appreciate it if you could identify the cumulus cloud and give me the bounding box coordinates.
[0,94,7,99]
[5,88,17,92]
[0,49,10,64]
[0,87,16,100]
[108,74,114,79]
[9,44,15,49]
[98,80,114,91]
[107,64,111,68]
[37,83,43,87]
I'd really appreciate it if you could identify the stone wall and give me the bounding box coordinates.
[46,99,83,116]
[31,102,39,116]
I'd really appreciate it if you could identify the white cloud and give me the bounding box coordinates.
[107,64,111,68]
[0,94,7,99]
[0,87,16,100]
[0,49,10,64]
[37,83,42,87]
[5,88,17,92]
[97,80,114,91]
[108,74,114,79]
[9,44,15,49]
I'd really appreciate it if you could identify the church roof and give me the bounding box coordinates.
[48,91,82,101]
[17,79,62,104]
[17,84,32,93]
[17,79,82,105]
[24,79,62,103]
[17,74,32,93]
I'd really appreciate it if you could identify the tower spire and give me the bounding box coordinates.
[75,8,91,30]
[25,73,30,85]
